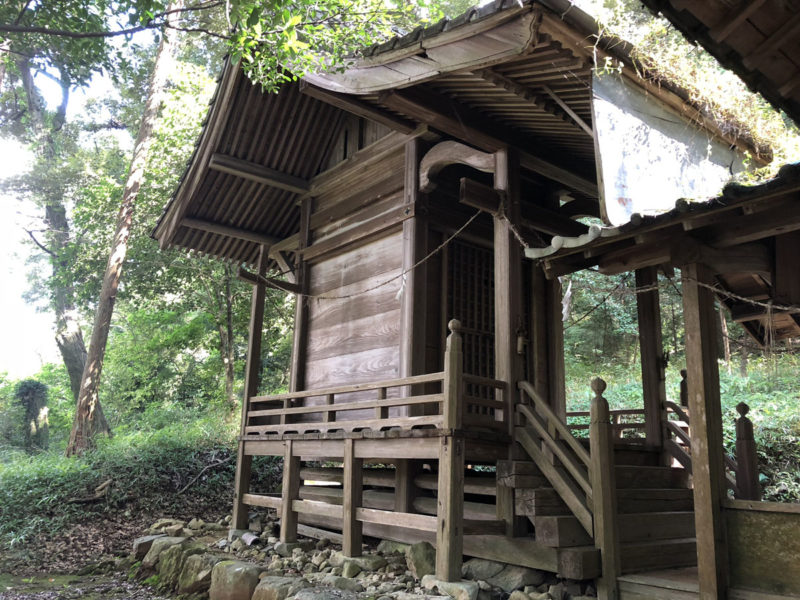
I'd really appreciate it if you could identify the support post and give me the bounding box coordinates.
[435,435,465,582]
[682,262,728,600]
[590,378,620,600]
[735,402,760,501]
[343,438,364,556]
[232,244,269,530]
[287,197,311,420]
[279,439,301,542]
[635,267,667,451]
[494,147,525,536]
[394,459,418,513]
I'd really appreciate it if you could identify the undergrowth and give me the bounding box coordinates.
[0,406,282,550]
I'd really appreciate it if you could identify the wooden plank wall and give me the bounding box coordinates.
[300,121,406,419]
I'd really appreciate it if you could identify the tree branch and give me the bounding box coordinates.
[25,228,56,257]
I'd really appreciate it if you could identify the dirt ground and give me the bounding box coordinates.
[0,573,170,600]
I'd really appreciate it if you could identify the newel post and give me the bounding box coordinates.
[589,377,620,600]
[735,402,760,501]
[436,319,465,582]
[443,319,464,430]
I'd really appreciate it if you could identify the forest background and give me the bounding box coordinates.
[1,0,799,572]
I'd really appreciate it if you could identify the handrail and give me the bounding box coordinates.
[519,381,591,467]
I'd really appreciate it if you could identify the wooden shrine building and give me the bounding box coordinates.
[155,1,800,598]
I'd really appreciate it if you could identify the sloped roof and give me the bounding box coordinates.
[640,0,800,128]
[154,0,768,265]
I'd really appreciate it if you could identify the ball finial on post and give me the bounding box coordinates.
[591,377,607,398]
[736,402,750,418]
[448,319,462,334]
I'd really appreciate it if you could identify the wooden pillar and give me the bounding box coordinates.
[289,198,311,395]
[232,244,269,530]
[343,438,364,556]
[435,435,465,582]
[397,139,427,510]
[635,267,667,451]
[590,378,620,600]
[494,148,524,536]
[735,402,760,501]
[279,439,301,542]
[682,262,728,600]
[546,277,567,421]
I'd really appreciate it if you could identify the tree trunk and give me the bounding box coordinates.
[220,266,238,409]
[66,5,181,456]
[739,338,748,378]
[17,56,90,404]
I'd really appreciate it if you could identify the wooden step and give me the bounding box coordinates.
[621,538,698,573]
[613,445,662,466]
[617,488,694,513]
[616,465,690,489]
[535,511,696,548]
[619,567,699,600]
[516,488,572,518]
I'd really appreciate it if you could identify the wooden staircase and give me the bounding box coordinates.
[514,379,698,590]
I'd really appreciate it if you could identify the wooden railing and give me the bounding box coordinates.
[664,398,760,500]
[567,408,646,440]
[516,378,620,599]
[242,320,508,438]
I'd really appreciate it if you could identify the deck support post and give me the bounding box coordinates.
[436,434,465,582]
[436,322,465,581]
[279,439,301,543]
[232,244,269,530]
[682,262,728,600]
[590,378,620,600]
[635,267,667,453]
[343,438,364,556]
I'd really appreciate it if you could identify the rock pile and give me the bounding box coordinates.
[129,514,596,600]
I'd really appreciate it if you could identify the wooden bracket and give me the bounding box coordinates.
[419,141,495,192]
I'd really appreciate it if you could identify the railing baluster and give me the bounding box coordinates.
[443,320,463,430]
[375,387,388,420]
[735,402,760,501]
[324,393,335,423]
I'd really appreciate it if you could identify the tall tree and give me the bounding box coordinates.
[65,3,183,455]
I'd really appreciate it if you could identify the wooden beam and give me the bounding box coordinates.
[709,0,767,43]
[558,197,600,219]
[208,153,310,194]
[459,178,589,237]
[182,217,279,247]
[232,245,269,530]
[703,200,800,247]
[682,263,728,600]
[742,12,800,69]
[635,267,667,452]
[299,82,416,134]
[419,141,495,192]
[378,88,598,197]
[237,267,303,294]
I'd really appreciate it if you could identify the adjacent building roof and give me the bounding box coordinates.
[641,0,800,129]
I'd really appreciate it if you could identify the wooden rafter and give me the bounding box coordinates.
[709,0,768,43]
[208,153,310,194]
[182,217,279,246]
[742,11,800,69]
[299,82,417,134]
[479,69,593,137]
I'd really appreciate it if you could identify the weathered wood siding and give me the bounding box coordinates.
[300,136,407,418]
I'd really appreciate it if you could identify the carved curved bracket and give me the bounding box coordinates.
[419,141,495,193]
